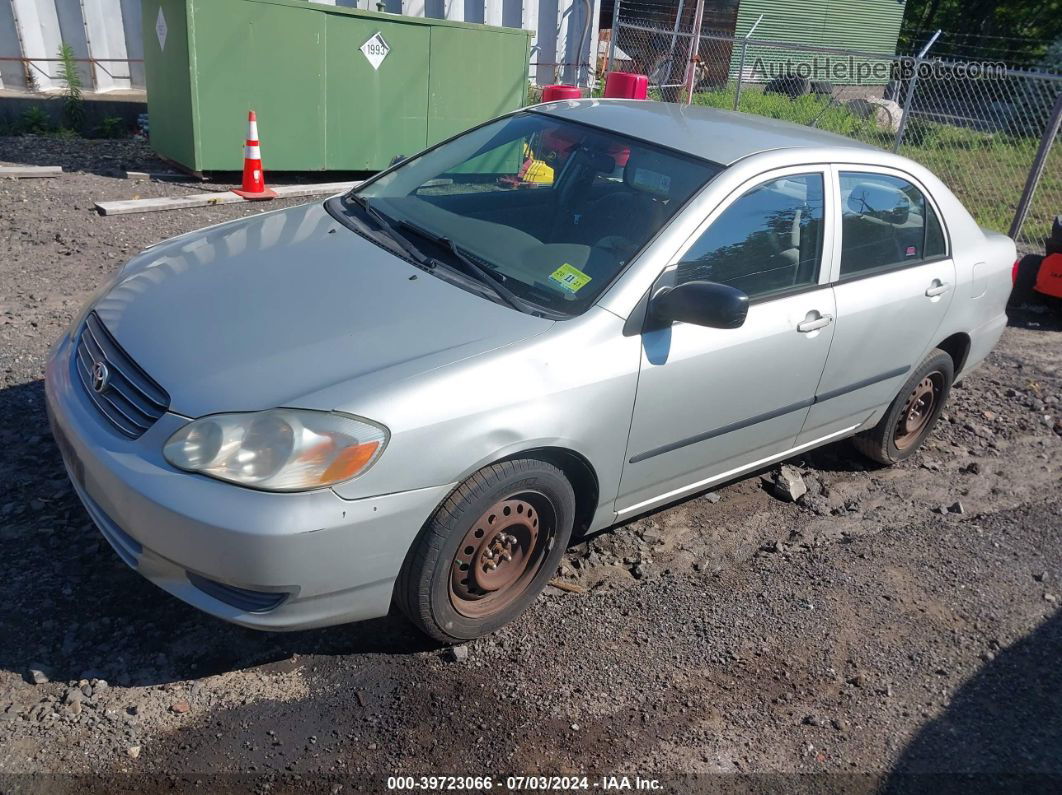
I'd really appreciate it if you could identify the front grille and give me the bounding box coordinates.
[74,312,169,438]
[186,572,289,613]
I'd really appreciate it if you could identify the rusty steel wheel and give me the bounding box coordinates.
[853,348,954,466]
[448,493,555,619]
[396,458,576,643]
[894,372,944,450]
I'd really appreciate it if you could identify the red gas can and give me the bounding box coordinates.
[541,85,582,102]
[603,72,649,99]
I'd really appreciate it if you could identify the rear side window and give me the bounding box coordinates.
[840,172,947,277]
[676,173,825,300]
[925,202,946,259]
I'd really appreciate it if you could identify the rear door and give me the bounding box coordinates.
[798,166,955,444]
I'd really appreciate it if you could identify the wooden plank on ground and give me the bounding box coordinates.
[94,181,358,217]
[0,166,63,178]
[95,191,245,216]
[121,170,187,181]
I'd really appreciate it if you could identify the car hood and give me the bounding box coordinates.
[91,202,552,417]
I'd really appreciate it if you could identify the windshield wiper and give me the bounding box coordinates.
[396,220,530,312]
[344,196,540,314]
[344,194,436,270]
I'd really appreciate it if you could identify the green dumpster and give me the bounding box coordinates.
[141,0,531,172]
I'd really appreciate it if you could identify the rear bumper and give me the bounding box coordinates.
[958,312,1007,382]
[45,332,453,631]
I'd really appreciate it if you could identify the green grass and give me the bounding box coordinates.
[693,88,889,142]
[687,86,1056,246]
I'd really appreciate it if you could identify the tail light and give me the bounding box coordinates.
[1012,259,1021,284]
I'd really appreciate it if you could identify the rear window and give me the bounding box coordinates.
[839,172,947,277]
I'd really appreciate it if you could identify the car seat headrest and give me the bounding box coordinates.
[580,149,616,174]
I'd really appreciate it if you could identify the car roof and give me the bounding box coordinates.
[531,98,879,166]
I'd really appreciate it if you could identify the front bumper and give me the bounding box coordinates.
[45,332,453,631]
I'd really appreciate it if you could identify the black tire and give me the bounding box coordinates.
[852,348,954,466]
[395,458,575,643]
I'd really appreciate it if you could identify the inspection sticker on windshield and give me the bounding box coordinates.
[549,263,592,293]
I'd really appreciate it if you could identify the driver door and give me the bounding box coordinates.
[617,167,838,515]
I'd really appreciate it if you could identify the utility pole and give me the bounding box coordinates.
[892,29,941,152]
[606,0,621,75]
[1010,90,1062,241]
[684,0,706,105]
[733,14,764,111]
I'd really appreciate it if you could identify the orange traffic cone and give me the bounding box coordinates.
[233,110,276,200]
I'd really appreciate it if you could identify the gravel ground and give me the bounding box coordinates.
[1,137,1060,791]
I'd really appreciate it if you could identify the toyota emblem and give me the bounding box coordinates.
[91,361,110,393]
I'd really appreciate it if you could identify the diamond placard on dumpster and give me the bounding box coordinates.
[156,8,168,51]
[360,32,390,71]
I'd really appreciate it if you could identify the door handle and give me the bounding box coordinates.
[797,313,833,333]
[925,281,950,297]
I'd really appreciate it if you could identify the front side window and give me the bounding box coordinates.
[839,172,946,277]
[336,112,722,315]
[675,173,825,300]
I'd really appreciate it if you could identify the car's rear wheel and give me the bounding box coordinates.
[852,349,954,466]
[395,458,575,643]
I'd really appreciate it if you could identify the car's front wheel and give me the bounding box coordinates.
[396,458,575,643]
[852,348,954,466]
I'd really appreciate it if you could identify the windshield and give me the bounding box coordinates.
[337,111,722,315]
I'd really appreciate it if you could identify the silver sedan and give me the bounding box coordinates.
[46,99,1015,641]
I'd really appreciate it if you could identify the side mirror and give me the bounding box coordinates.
[649,280,749,330]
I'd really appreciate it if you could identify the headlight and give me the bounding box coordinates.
[163,409,388,492]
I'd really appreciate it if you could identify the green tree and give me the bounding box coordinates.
[900,0,1062,65]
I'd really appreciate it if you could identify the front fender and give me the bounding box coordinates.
[329,309,641,525]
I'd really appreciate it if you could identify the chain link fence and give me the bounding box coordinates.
[606,5,1062,252]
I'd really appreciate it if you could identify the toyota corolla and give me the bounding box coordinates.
[46,100,1015,642]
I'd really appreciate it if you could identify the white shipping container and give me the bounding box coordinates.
[0,0,600,92]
